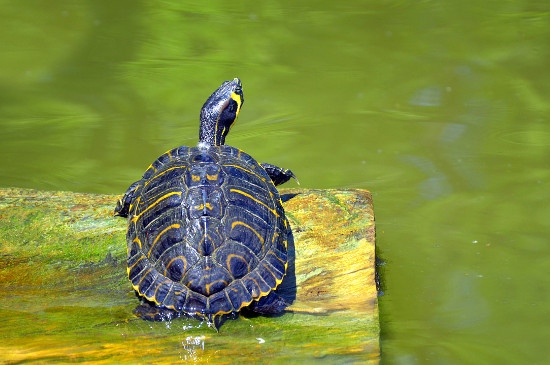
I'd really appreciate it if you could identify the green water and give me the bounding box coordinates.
[1,1,549,363]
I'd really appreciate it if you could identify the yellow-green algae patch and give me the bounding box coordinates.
[0,187,378,364]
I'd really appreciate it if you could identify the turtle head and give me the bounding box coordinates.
[199,78,244,146]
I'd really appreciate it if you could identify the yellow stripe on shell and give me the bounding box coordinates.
[150,279,172,304]
[144,166,187,187]
[223,164,265,181]
[164,255,188,277]
[147,223,180,258]
[263,262,280,279]
[131,191,182,222]
[229,189,279,217]
[133,237,142,250]
[192,203,214,211]
[162,286,189,312]
[244,277,262,298]
[137,268,153,289]
[229,248,289,314]
[128,195,141,215]
[267,250,286,265]
[231,221,265,244]
[226,253,251,277]
[205,280,229,296]
[127,255,145,278]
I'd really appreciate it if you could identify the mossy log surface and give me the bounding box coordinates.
[0,187,378,364]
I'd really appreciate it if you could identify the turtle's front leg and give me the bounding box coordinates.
[260,163,299,186]
[114,181,141,218]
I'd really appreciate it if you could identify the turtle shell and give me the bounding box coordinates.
[125,144,288,319]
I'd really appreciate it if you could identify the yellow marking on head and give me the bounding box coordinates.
[228,92,242,129]
[144,166,187,187]
[147,224,180,258]
[231,221,265,244]
[229,189,279,217]
[213,92,243,146]
[131,191,182,222]
[231,92,242,111]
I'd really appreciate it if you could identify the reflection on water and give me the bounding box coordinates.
[1,0,550,363]
[399,154,453,201]
[409,85,445,107]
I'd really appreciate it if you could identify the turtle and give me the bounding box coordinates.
[114,78,297,330]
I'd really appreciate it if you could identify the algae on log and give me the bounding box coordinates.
[0,187,379,364]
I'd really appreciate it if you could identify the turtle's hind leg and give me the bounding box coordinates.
[249,291,289,314]
[133,302,180,322]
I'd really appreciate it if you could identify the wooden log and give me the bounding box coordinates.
[0,187,378,364]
